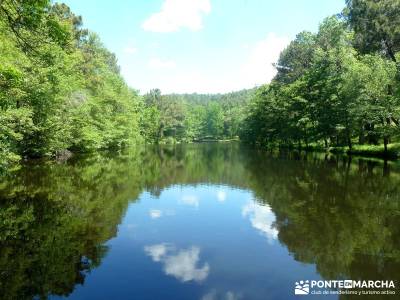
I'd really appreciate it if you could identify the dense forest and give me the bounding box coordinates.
[140,88,254,143]
[1,0,400,170]
[240,0,400,157]
[0,1,142,169]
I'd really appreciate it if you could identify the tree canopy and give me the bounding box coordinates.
[241,3,400,157]
[0,0,141,169]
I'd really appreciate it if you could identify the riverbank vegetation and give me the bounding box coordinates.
[0,0,252,169]
[0,1,142,169]
[240,0,400,158]
[1,0,400,170]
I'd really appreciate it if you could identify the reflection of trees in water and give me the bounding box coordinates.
[241,150,400,296]
[0,143,399,299]
[0,151,146,300]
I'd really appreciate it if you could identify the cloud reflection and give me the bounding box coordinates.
[217,190,227,202]
[202,289,241,300]
[144,243,209,282]
[242,202,278,242]
[180,194,199,207]
[149,209,162,219]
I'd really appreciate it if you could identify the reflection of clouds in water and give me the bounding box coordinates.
[242,201,278,242]
[164,247,209,282]
[144,244,209,282]
[164,209,175,216]
[202,289,241,300]
[180,194,199,207]
[126,224,136,230]
[145,243,171,261]
[217,190,227,202]
[149,209,162,219]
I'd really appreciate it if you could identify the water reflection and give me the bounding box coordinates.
[0,143,399,299]
[180,194,200,207]
[144,244,210,282]
[242,202,278,242]
[216,190,227,202]
[149,209,163,219]
[201,289,241,300]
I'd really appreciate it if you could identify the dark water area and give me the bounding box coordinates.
[0,143,399,300]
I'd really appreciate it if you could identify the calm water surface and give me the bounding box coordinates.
[0,143,399,300]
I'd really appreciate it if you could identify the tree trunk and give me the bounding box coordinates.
[346,129,352,150]
[384,136,388,155]
[383,159,390,177]
[384,40,397,62]
[158,123,164,141]
[358,126,365,145]
[383,117,391,156]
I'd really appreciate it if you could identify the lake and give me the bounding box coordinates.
[0,143,399,300]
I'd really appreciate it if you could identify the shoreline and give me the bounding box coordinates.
[255,143,400,160]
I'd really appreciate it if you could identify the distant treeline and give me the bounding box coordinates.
[140,88,255,143]
[240,0,400,157]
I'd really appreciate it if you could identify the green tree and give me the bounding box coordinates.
[345,0,400,62]
[0,2,142,169]
[275,31,316,85]
[204,102,224,138]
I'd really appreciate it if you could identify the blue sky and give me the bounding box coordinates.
[62,0,345,94]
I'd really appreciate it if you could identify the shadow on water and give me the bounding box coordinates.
[0,143,399,299]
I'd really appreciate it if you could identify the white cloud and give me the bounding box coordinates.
[202,290,241,300]
[149,209,163,219]
[145,244,209,282]
[164,247,209,282]
[126,224,136,230]
[123,46,137,55]
[150,42,160,49]
[164,209,176,216]
[145,243,170,261]
[180,194,199,207]
[242,201,278,242]
[120,32,289,94]
[142,0,211,32]
[217,190,226,202]
[148,58,176,69]
[138,33,288,94]
[240,33,290,87]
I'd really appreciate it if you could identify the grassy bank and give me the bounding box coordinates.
[272,142,400,159]
[329,143,400,159]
